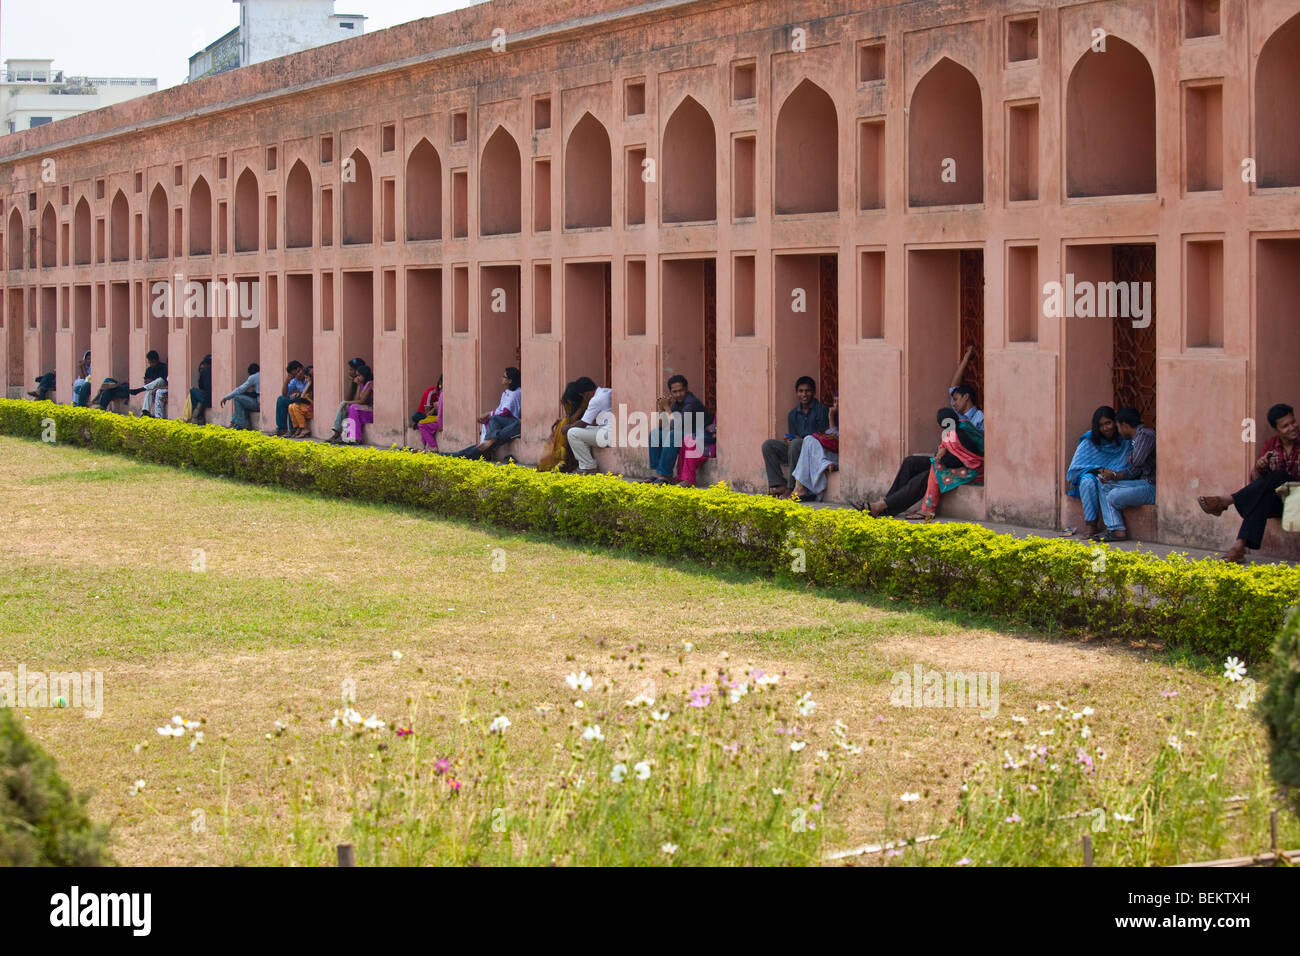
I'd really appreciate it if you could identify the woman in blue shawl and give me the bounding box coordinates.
[1067,405,1131,537]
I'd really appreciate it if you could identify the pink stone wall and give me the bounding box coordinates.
[4,0,1300,554]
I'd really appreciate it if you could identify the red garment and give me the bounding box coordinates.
[1260,436,1300,480]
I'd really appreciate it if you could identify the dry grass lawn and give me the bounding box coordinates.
[0,436,1234,864]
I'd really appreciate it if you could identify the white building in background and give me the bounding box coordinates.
[1,59,158,135]
[189,0,367,81]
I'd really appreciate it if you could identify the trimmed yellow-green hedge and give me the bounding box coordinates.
[3,399,1297,662]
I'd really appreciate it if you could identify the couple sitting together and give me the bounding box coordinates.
[536,375,613,475]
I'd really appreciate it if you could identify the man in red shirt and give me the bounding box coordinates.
[1199,403,1300,562]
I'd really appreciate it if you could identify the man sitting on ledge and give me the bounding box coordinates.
[761,376,828,497]
[565,377,613,476]
[1199,403,1300,563]
[1090,406,1155,543]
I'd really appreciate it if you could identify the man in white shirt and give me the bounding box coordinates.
[449,366,523,460]
[220,363,261,430]
[564,377,612,474]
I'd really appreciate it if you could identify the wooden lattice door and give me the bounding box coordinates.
[1112,244,1156,429]
[959,249,985,403]
[819,255,839,400]
[703,260,717,412]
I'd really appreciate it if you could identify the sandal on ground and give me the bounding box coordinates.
[1221,551,1247,564]
[1090,530,1129,542]
[768,486,789,497]
[901,512,935,522]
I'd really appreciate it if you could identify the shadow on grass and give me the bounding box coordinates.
[8,434,1218,675]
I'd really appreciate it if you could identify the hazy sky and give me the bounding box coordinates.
[1,0,486,89]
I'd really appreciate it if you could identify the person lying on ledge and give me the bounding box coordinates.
[761,376,829,497]
[788,394,838,502]
[648,374,710,485]
[28,371,55,401]
[565,377,613,476]
[867,408,984,520]
[1066,405,1131,538]
[1090,406,1155,543]
[92,376,131,411]
[1198,402,1300,563]
[448,366,522,460]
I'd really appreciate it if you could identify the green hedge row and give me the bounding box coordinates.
[3,399,1297,662]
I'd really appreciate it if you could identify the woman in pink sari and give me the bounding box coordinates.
[345,367,374,444]
[911,409,985,520]
[416,377,443,451]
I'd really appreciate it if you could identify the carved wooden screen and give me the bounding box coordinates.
[602,262,612,386]
[1112,244,1157,429]
[819,254,839,399]
[703,259,717,412]
[959,249,985,403]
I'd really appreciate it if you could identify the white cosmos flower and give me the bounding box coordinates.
[651,710,670,722]
[566,671,594,692]
[330,707,365,729]
[1223,657,1247,682]
[362,715,386,731]
[634,760,652,780]
[171,715,185,726]
[1010,715,1027,724]
[489,715,511,734]
[661,842,678,855]
[771,788,785,796]
[1166,735,1182,751]
[610,763,628,783]
[392,650,403,662]
[682,641,694,653]
[797,692,816,716]
[900,792,921,803]
[128,779,146,795]
[582,724,604,743]
[1113,812,1135,823]
[790,741,807,752]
